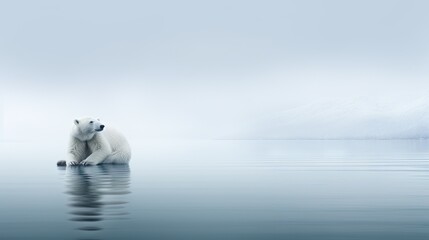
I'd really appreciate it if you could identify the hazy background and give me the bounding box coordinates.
[1,0,429,143]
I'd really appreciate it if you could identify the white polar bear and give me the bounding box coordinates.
[63,117,131,166]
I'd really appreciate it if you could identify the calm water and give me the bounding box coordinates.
[2,140,429,239]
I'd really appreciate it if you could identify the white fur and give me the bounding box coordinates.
[66,117,131,166]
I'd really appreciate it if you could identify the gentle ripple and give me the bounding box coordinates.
[65,165,130,235]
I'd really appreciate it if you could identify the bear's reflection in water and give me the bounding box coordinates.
[64,165,131,233]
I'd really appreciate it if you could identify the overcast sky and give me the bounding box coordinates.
[1,0,429,141]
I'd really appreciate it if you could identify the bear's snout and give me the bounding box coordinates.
[95,124,105,132]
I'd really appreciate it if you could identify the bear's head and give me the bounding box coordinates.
[73,117,105,135]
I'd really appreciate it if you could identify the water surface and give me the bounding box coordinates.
[1,140,429,239]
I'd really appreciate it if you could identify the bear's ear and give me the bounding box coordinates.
[74,119,79,125]
[97,118,100,121]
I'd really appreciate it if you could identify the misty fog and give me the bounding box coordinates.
[1,0,428,142]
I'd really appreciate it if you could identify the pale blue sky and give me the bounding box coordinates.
[1,0,428,79]
[1,0,428,140]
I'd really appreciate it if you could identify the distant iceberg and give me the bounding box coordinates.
[241,97,429,139]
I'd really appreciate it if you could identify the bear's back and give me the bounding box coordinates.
[102,127,130,153]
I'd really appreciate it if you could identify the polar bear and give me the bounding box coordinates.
[57,117,131,166]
